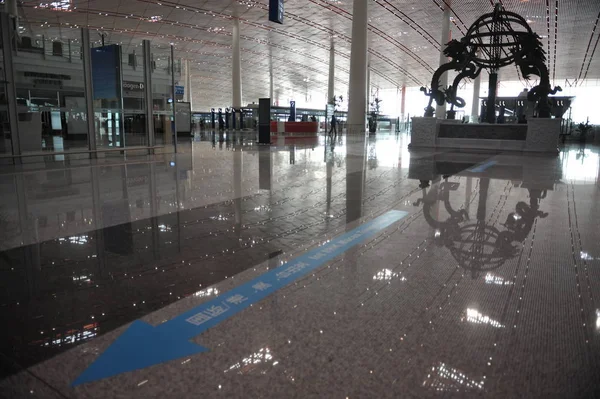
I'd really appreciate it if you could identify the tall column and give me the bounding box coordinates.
[347,0,368,133]
[81,29,97,154]
[185,59,193,110]
[232,18,242,109]
[327,37,335,104]
[401,85,406,120]
[170,44,178,153]
[269,60,274,104]
[142,40,155,147]
[471,72,481,123]
[366,57,371,114]
[435,0,452,119]
[486,72,498,123]
[1,13,21,161]
[346,0,368,224]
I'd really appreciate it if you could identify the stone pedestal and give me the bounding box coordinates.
[410,117,437,148]
[525,118,561,153]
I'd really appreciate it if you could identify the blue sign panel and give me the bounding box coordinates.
[175,85,185,95]
[72,210,408,386]
[269,0,284,24]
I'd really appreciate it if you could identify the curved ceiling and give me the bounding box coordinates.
[15,0,600,110]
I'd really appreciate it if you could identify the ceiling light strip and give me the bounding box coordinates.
[576,10,600,83]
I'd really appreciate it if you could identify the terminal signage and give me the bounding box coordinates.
[122,81,144,92]
[289,100,296,122]
[269,0,284,24]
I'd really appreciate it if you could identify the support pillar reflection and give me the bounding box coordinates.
[436,0,452,119]
[170,44,178,153]
[148,162,160,260]
[90,166,107,275]
[326,156,333,219]
[233,146,243,227]
[465,176,472,214]
[346,136,367,225]
[347,0,368,133]
[477,177,490,221]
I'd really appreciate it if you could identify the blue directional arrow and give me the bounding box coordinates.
[72,210,408,386]
[467,160,497,173]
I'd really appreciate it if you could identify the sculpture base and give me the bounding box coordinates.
[410,117,560,155]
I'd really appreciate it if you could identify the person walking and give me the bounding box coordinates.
[328,113,337,140]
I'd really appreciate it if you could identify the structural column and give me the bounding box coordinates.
[347,0,369,133]
[184,59,193,110]
[486,71,498,123]
[269,60,274,104]
[1,13,21,161]
[366,56,371,114]
[170,44,177,152]
[401,85,406,121]
[327,37,335,103]
[435,0,452,119]
[471,69,481,123]
[232,18,242,109]
[81,28,97,155]
[142,40,155,147]
[346,0,368,224]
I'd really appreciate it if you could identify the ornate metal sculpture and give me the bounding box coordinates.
[422,3,562,120]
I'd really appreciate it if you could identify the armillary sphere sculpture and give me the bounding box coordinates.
[421,3,562,122]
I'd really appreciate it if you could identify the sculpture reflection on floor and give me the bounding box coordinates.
[414,177,548,277]
[421,3,561,122]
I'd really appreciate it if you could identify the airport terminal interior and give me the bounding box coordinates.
[1,0,600,398]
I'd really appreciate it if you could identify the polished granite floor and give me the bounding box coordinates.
[1,131,599,398]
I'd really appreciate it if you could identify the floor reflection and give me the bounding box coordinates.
[412,170,551,278]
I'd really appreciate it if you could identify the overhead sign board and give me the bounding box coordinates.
[269,0,284,24]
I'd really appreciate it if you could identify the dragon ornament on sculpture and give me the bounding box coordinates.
[421,3,562,120]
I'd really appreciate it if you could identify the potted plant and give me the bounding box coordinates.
[577,118,593,143]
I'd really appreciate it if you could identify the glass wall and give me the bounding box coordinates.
[14,34,88,154]
[0,18,13,159]
[121,42,147,147]
[152,46,181,148]
[0,17,195,163]
[88,37,148,150]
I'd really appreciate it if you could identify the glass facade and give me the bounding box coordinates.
[14,35,88,155]
[152,47,181,148]
[0,13,186,163]
[0,20,12,160]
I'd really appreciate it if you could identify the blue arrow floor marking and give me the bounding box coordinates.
[72,210,408,386]
[467,160,497,173]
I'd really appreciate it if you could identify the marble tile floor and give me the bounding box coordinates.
[1,132,600,398]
